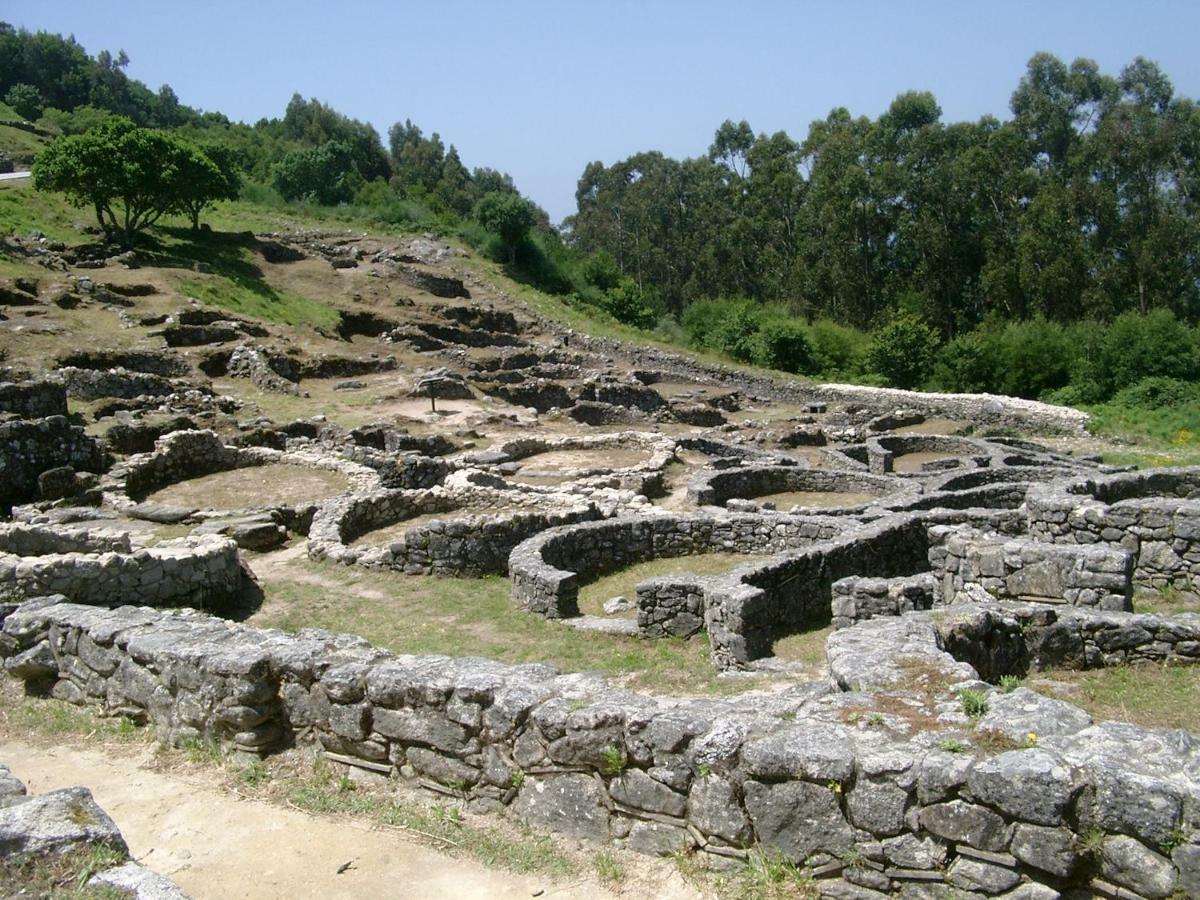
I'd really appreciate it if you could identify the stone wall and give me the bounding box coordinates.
[865,433,992,475]
[50,366,179,401]
[0,533,241,611]
[0,379,67,418]
[0,416,105,513]
[1027,468,1200,593]
[929,526,1134,610]
[6,599,1195,898]
[830,573,939,629]
[509,513,845,620]
[686,465,914,511]
[309,488,602,577]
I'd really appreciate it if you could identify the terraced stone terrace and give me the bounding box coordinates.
[2,242,1199,897]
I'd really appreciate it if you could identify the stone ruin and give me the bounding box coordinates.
[1,332,1199,898]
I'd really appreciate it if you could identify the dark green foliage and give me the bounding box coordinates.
[4,82,42,119]
[1079,309,1200,398]
[865,314,940,389]
[569,52,1200,334]
[752,318,815,373]
[602,278,658,329]
[474,191,537,263]
[32,117,233,245]
[1112,377,1200,410]
[272,140,362,205]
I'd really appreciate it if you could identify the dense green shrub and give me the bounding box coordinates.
[272,140,362,205]
[1078,310,1200,399]
[603,278,658,329]
[752,318,815,373]
[806,319,870,376]
[864,313,940,389]
[930,332,996,394]
[990,318,1077,399]
[1111,376,1200,409]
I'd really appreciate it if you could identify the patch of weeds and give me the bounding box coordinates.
[592,850,626,885]
[939,737,968,753]
[510,768,525,790]
[182,736,224,766]
[0,841,129,899]
[971,728,1023,755]
[959,687,990,719]
[1081,826,1107,859]
[239,759,271,787]
[1161,828,1190,854]
[866,713,885,728]
[997,674,1022,693]
[728,847,817,900]
[778,710,797,722]
[567,699,588,712]
[600,745,626,777]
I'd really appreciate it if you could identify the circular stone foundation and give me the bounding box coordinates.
[147,463,350,510]
[687,466,918,512]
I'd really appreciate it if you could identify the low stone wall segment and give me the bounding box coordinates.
[5,598,1196,897]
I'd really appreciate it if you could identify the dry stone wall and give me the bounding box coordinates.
[5,598,1197,898]
[1027,469,1200,593]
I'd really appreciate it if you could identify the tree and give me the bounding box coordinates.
[174,143,241,230]
[32,117,215,246]
[474,191,536,263]
[4,82,42,119]
[272,140,361,205]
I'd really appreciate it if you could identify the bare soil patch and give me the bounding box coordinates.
[147,464,349,510]
[755,489,879,509]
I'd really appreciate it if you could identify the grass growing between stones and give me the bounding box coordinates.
[1036,663,1200,732]
[576,553,759,618]
[674,847,818,900]
[1134,586,1200,616]
[249,559,762,695]
[0,842,130,900]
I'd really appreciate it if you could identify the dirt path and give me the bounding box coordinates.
[3,741,699,900]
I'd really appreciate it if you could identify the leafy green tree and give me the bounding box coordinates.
[603,278,658,329]
[4,82,42,119]
[33,117,210,246]
[474,191,536,263]
[174,143,241,229]
[272,140,361,205]
[864,313,940,388]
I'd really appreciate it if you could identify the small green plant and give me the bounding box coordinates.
[567,698,588,712]
[510,768,525,789]
[939,737,968,753]
[76,843,128,887]
[1161,828,1190,853]
[997,675,1023,693]
[1081,826,1107,858]
[866,713,885,728]
[239,759,270,787]
[825,780,843,794]
[778,710,797,722]
[444,777,467,792]
[599,745,626,777]
[592,850,626,885]
[335,773,355,794]
[959,687,990,719]
[697,764,713,778]
[182,736,223,765]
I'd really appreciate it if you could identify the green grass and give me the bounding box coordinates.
[1134,585,1200,616]
[0,842,130,900]
[675,847,818,900]
[1037,663,1200,732]
[1086,399,1200,467]
[249,559,759,695]
[575,553,758,617]
[0,179,83,243]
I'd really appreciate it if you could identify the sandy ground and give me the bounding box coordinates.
[3,740,702,900]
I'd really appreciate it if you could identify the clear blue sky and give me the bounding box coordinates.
[9,1,1200,222]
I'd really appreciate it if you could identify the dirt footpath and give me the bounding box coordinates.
[2,740,701,900]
